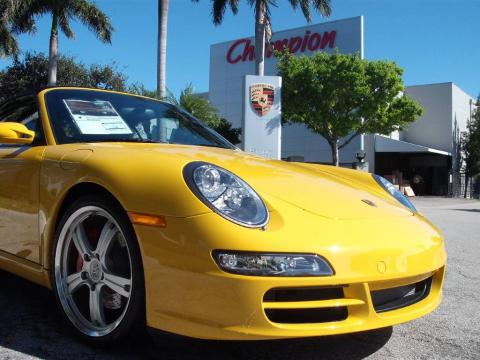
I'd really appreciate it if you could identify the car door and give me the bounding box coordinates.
[0,95,46,264]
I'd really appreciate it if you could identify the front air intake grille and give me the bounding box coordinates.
[265,307,348,324]
[263,286,344,302]
[263,286,351,324]
[371,276,433,313]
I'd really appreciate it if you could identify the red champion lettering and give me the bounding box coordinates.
[225,30,337,63]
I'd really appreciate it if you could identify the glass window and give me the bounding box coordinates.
[0,95,45,146]
[44,89,235,149]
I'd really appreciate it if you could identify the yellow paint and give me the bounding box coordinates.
[0,122,35,144]
[0,87,446,340]
[0,145,45,263]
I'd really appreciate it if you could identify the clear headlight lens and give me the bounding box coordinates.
[184,162,269,228]
[373,174,417,212]
[213,251,334,276]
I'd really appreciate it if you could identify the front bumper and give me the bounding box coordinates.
[143,264,444,340]
[133,208,446,340]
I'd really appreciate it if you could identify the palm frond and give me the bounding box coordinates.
[0,24,18,57]
[211,0,240,25]
[228,0,241,14]
[312,0,332,16]
[71,0,114,43]
[0,0,36,56]
[212,0,228,25]
[298,0,312,22]
[288,0,331,21]
[58,11,75,39]
[10,0,46,34]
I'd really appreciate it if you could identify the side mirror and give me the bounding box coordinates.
[0,122,35,145]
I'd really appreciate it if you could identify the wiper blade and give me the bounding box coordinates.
[88,139,161,144]
[192,143,229,149]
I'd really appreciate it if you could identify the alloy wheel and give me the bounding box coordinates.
[54,206,133,337]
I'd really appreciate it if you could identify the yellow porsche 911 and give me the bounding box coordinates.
[0,87,445,343]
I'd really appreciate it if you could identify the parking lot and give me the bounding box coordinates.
[0,197,479,360]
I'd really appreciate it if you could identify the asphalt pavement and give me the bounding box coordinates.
[0,197,479,359]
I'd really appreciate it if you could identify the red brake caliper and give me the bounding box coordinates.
[76,255,84,272]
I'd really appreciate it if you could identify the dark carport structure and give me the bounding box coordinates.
[374,135,452,196]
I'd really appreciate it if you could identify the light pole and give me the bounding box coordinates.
[469,98,473,123]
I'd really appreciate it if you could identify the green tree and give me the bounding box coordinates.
[195,0,331,76]
[11,0,113,86]
[167,84,241,144]
[130,83,241,144]
[168,85,220,125]
[0,0,23,57]
[0,52,127,101]
[461,97,480,197]
[129,83,158,99]
[277,51,423,166]
[211,117,242,145]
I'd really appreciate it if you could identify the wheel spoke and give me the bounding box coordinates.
[72,223,91,257]
[56,206,134,335]
[66,272,86,294]
[103,272,131,298]
[96,220,118,262]
[89,285,106,327]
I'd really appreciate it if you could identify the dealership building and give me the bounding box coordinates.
[207,16,475,196]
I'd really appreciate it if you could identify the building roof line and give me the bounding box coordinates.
[406,82,475,99]
[210,16,363,47]
[406,81,453,88]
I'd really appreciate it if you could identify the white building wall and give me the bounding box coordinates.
[209,16,364,164]
[403,83,453,153]
[281,123,362,164]
[403,82,474,155]
[452,83,474,141]
[209,17,475,171]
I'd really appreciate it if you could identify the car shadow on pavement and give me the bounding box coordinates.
[0,270,392,360]
[146,328,393,360]
[450,208,480,212]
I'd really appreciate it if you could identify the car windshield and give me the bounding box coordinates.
[44,89,235,149]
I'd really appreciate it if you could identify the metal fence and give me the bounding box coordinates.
[450,173,480,199]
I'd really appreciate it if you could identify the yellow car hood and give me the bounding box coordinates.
[74,143,411,220]
[48,143,412,220]
[182,147,412,220]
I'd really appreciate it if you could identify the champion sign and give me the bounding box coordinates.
[226,30,337,64]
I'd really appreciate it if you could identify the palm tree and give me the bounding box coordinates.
[196,0,332,76]
[157,0,169,99]
[0,0,23,57]
[168,84,242,144]
[12,0,113,86]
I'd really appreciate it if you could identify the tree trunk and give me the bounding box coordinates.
[329,140,340,166]
[157,0,169,99]
[47,14,58,86]
[464,175,470,198]
[254,1,266,76]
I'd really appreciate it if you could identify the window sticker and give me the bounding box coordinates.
[63,99,132,135]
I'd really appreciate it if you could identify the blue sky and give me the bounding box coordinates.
[1,0,479,98]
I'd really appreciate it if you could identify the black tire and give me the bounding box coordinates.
[51,194,145,344]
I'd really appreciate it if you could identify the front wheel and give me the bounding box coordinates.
[52,196,145,343]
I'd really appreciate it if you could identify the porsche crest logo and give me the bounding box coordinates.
[250,83,274,117]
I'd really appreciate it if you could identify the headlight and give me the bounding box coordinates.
[373,174,417,212]
[183,162,269,228]
[213,251,334,276]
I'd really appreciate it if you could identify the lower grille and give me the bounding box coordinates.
[371,276,433,313]
[264,286,344,302]
[263,286,350,324]
[265,307,348,324]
